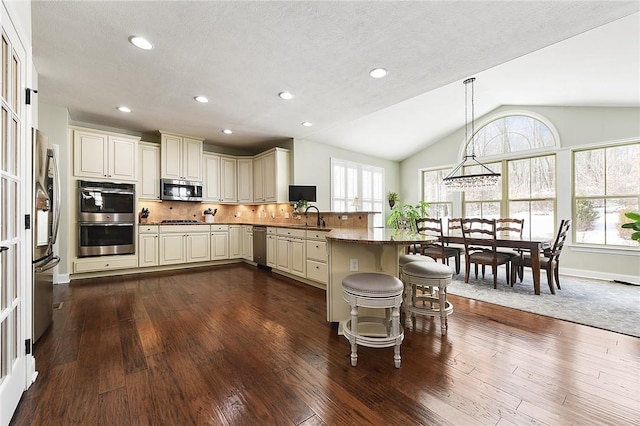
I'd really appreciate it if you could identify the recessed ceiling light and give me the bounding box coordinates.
[301,122,313,127]
[369,68,387,79]
[129,36,153,50]
[278,91,294,100]
[194,96,209,103]
[222,129,233,135]
[117,106,131,113]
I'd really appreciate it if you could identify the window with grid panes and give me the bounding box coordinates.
[422,168,454,219]
[331,158,384,227]
[573,142,640,246]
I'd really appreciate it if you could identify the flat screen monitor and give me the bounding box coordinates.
[288,185,316,202]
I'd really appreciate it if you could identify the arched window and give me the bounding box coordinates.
[472,114,557,156]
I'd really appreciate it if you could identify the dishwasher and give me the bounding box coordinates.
[253,226,267,267]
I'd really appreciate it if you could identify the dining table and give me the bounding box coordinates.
[441,234,553,295]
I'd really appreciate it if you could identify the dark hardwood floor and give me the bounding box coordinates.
[11,264,639,425]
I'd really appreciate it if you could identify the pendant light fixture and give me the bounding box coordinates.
[443,77,500,190]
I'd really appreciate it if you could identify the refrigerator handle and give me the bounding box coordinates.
[35,255,60,273]
[0,246,8,253]
[50,150,61,245]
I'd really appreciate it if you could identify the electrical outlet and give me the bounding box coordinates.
[285,212,290,218]
[341,215,348,220]
[237,211,241,217]
[350,258,358,271]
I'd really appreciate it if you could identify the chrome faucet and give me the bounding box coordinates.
[304,205,322,227]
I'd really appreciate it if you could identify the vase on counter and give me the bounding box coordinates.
[204,213,214,223]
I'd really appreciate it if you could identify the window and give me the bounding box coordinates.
[473,114,556,155]
[331,158,384,227]
[422,168,453,219]
[573,142,640,246]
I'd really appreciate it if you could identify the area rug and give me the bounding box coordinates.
[447,270,640,337]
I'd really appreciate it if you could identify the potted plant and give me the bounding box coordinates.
[386,201,430,229]
[293,200,308,213]
[621,212,640,243]
[387,191,399,209]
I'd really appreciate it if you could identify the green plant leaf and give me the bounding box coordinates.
[624,212,640,221]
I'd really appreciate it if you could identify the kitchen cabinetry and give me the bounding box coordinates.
[229,225,242,259]
[72,127,139,181]
[138,225,159,267]
[160,131,203,181]
[159,225,210,265]
[275,228,306,278]
[210,225,229,260]
[138,142,160,200]
[253,148,290,203]
[305,230,329,284]
[203,153,237,202]
[242,225,253,261]
[237,157,253,203]
[267,228,277,267]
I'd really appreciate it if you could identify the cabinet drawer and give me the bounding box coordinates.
[74,256,138,273]
[139,225,159,234]
[267,227,277,235]
[306,260,327,284]
[160,224,210,233]
[306,240,327,262]
[276,227,306,238]
[210,224,229,232]
[306,230,329,241]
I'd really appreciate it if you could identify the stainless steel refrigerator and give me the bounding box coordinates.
[32,129,60,343]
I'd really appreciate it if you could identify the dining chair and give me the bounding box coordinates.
[396,217,420,254]
[461,218,513,288]
[415,217,460,274]
[511,219,572,294]
[489,217,526,273]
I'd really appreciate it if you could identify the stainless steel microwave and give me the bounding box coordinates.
[160,179,203,201]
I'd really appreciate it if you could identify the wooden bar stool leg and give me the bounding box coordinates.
[392,305,401,368]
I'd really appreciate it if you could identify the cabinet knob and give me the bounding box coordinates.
[105,263,109,267]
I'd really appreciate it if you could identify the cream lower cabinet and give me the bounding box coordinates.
[210,225,229,260]
[138,225,159,267]
[275,228,306,278]
[305,230,329,284]
[242,225,253,261]
[159,225,210,265]
[266,228,277,267]
[229,225,242,259]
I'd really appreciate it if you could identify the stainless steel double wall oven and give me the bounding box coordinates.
[77,180,135,257]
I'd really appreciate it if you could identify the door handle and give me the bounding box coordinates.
[0,246,8,252]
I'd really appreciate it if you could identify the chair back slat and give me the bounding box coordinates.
[547,219,571,259]
[415,217,446,256]
[448,218,464,237]
[461,218,498,253]
[496,218,525,238]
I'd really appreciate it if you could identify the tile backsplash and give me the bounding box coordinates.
[137,200,374,229]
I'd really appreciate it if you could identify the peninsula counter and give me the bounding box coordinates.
[325,228,436,323]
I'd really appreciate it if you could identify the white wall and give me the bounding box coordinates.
[400,105,640,282]
[292,138,400,214]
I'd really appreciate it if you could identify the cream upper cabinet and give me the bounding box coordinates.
[138,142,160,200]
[203,153,237,202]
[160,132,203,181]
[237,157,253,204]
[73,128,139,181]
[253,148,290,203]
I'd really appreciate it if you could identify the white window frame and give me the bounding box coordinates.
[331,158,384,227]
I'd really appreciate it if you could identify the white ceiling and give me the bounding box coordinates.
[32,1,640,162]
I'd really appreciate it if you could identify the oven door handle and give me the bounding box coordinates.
[79,222,135,226]
[78,188,135,195]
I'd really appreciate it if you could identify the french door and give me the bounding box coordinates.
[0,3,29,424]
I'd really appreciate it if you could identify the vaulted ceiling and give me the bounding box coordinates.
[32,1,640,161]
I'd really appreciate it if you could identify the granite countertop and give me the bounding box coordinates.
[142,221,332,231]
[326,228,437,245]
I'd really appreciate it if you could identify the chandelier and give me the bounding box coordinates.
[443,77,500,191]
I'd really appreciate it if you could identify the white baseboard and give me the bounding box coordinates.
[54,273,70,284]
[561,268,639,286]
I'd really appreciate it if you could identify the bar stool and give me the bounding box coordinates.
[399,253,436,301]
[402,261,453,334]
[341,272,405,368]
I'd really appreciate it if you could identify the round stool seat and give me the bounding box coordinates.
[342,272,403,297]
[398,253,435,266]
[403,261,452,279]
